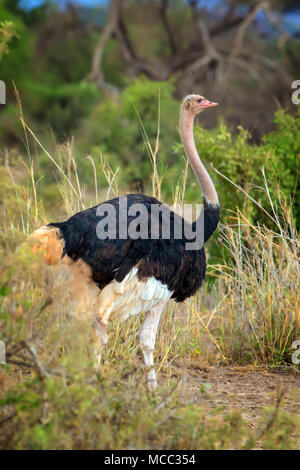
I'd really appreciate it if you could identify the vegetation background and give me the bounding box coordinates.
[0,0,299,450]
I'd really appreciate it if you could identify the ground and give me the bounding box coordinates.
[165,361,300,427]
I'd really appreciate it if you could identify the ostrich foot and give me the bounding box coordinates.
[146,369,158,390]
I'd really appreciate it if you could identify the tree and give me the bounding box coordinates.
[87,0,292,94]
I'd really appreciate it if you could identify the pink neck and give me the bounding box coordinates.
[180,107,218,206]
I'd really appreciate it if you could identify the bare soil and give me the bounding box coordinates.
[166,360,300,426]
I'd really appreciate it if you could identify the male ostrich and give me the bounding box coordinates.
[31,95,219,388]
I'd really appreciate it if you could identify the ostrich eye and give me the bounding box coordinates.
[196,98,202,103]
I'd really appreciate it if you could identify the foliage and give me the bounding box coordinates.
[0,20,18,61]
[1,367,298,450]
[0,2,103,141]
[78,77,179,191]
[26,81,101,137]
[188,108,300,232]
[262,109,300,225]
[0,3,32,79]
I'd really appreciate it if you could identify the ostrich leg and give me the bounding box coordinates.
[92,318,109,366]
[138,299,169,389]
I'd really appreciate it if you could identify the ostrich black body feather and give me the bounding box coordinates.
[49,194,219,302]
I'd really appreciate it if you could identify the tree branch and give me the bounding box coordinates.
[86,0,121,93]
[159,0,177,54]
[196,19,220,60]
[263,5,289,50]
[223,1,269,82]
[115,10,169,81]
[23,341,50,379]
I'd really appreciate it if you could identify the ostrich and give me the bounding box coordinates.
[31,94,219,388]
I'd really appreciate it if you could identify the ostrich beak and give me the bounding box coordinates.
[201,99,219,108]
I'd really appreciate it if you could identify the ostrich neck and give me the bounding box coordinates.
[180,109,218,206]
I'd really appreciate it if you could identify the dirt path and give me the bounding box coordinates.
[166,361,300,426]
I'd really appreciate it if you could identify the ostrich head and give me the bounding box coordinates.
[182,94,218,115]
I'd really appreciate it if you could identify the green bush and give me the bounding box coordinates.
[78,77,179,191]
[26,81,101,137]
[262,108,300,225]
[189,108,299,231]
